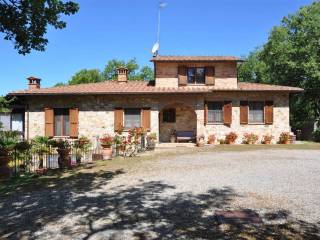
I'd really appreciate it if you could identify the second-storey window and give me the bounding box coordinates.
[249,101,264,123]
[54,109,70,136]
[187,67,205,84]
[208,102,223,123]
[124,109,141,129]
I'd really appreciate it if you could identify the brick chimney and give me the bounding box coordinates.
[27,76,41,90]
[116,67,128,83]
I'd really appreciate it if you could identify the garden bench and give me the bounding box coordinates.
[176,131,196,143]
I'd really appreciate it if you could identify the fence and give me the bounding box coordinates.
[9,141,101,175]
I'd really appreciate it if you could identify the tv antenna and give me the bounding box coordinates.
[152,1,167,57]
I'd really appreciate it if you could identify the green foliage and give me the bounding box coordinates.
[238,1,320,129]
[136,66,154,81]
[0,0,79,55]
[0,131,20,152]
[69,69,103,85]
[31,136,50,154]
[54,82,66,87]
[103,58,139,80]
[312,128,320,142]
[0,96,13,113]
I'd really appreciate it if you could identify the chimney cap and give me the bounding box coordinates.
[27,76,41,81]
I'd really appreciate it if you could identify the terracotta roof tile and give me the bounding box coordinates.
[151,55,242,62]
[9,81,303,96]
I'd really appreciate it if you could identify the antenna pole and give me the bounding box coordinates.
[157,2,161,43]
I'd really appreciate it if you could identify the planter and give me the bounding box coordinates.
[101,147,112,160]
[170,135,176,143]
[147,140,156,151]
[36,168,48,176]
[226,140,235,145]
[197,138,205,147]
[0,155,11,179]
[57,148,71,169]
[263,140,271,145]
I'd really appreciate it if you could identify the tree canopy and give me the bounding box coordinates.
[0,0,79,55]
[238,1,320,129]
[59,59,154,85]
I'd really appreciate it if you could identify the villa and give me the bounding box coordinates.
[7,55,303,143]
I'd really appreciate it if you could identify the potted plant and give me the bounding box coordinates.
[225,132,238,144]
[279,132,290,144]
[197,134,205,147]
[170,129,176,143]
[207,134,216,144]
[147,133,157,150]
[15,140,31,172]
[100,134,113,160]
[74,136,91,165]
[50,139,71,169]
[0,131,19,178]
[218,139,225,144]
[243,133,258,144]
[262,134,273,144]
[31,136,50,170]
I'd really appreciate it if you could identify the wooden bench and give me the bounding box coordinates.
[176,131,196,143]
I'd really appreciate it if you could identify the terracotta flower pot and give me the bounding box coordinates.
[101,147,113,160]
[57,148,71,169]
[264,140,271,145]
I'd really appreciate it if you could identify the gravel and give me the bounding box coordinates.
[1,149,320,239]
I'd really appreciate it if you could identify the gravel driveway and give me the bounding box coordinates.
[1,149,320,239]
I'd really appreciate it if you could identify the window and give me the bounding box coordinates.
[249,101,264,123]
[0,113,11,131]
[124,109,141,129]
[187,67,205,84]
[208,102,223,123]
[54,109,70,136]
[163,108,176,123]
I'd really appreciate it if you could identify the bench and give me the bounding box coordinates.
[176,131,196,143]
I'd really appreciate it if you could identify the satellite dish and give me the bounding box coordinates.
[152,42,160,56]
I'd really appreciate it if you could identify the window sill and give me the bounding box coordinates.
[206,122,224,125]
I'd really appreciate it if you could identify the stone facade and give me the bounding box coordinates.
[25,91,290,144]
[155,62,237,88]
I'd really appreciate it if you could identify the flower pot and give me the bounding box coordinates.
[170,135,176,143]
[101,147,112,160]
[57,148,71,169]
[264,140,271,145]
[197,138,205,147]
[147,139,156,151]
[226,140,235,145]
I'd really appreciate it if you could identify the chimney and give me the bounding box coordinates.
[27,76,41,90]
[116,67,128,83]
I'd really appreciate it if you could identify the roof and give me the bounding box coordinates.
[9,81,303,96]
[151,55,243,62]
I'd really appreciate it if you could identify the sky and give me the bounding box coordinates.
[0,0,315,95]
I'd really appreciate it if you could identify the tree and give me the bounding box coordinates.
[136,66,154,81]
[0,0,79,55]
[68,69,103,85]
[238,48,269,83]
[0,96,12,113]
[103,59,139,80]
[238,1,320,129]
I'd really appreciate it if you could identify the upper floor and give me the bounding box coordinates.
[151,56,242,89]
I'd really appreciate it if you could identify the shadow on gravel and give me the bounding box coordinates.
[0,169,319,240]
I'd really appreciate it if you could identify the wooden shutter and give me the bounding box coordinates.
[178,66,187,85]
[141,108,151,131]
[114,108,124,131]
[44,108,54,137]
[264,101,274,125]
[205,67,215,85]
[69,108,79,138]
[223,101,232,125]
[204,102,208,125]
[240,101,248,124]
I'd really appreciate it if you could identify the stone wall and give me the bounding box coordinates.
[25,92,290,144]
[155,62,237,88]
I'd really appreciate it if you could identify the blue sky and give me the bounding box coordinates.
[0,0,314,95]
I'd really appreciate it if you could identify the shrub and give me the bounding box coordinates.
[262,134,273,144]
[225,132,238,144]
[279,132,290,144]
[312,129,320,142]
[243,133,258,144]
[208,134,216,144]
[49,139,70,149]
[147,133,157,141]
[100,134,114,148]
